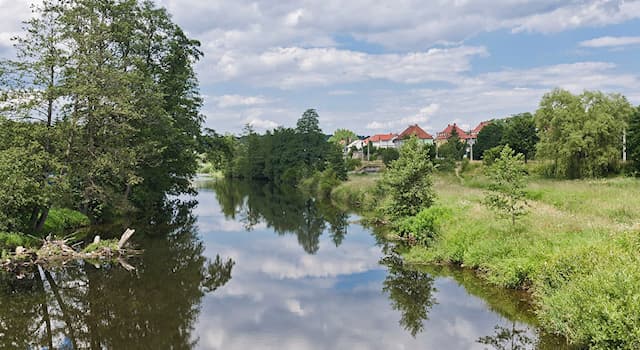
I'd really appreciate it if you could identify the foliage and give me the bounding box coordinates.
[438,128,466,160]
[0,117,65,233]
[396,206,452,245]
[474,121,505,160]
[627,106,640,175]
[224,109,347,186]
[1,0,204,226]
[379,136,435,219]
[328,128,357,146]
[482,145,506,166]
[502,113,538,162]
[378,147,400,165]
[535,89,633,179]
[381,254,436,337]
[483,145,528,226]
[42,208,90,234]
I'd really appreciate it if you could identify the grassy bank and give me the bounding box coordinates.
[333,169,640,349]
[1,208,89,257]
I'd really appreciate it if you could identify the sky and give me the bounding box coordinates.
[1,0,640,135]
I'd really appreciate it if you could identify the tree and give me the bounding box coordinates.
[438,128,466,160]
[379,136,435,218]
[328,128,357,147]
[627,106,640,175]
[1,0,205,222]
[535,89,633,178]
[483,145,528,226]
[475,121,504,160]
[296,109,326,176]
[502,113,538,162]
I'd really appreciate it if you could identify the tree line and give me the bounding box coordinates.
[450,89,640,179]
[0,0,203,234]
[202,109,347,185]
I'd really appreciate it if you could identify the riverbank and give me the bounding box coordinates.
[331,169,640,349]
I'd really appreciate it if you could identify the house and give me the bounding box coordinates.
[394,124,434,148]
[435,123,471,147]
[346,139,366,151]
[364,133,398,149]
[467,121,491,143]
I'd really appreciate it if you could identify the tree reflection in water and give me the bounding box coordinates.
[206,179,349,254]
[0,200,234,349]
[478,323,535,350]
[381,254,437,337]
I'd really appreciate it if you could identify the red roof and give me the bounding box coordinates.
[365,133,398,143]
[436,123,470,140]
[470,121,491,136]
[399,124,434,140]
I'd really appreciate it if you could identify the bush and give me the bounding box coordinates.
[482,145,506,166]
[396,206,452,245]
[535,232,640,349]
[434,158,456,173]
[345,158,362,171]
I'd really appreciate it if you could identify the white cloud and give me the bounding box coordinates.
[245,117,279,130]
[366,103,439,131]
[202,46,488,88]
[215,94,271,108]
[580,36,640,48]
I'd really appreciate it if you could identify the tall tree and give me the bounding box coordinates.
[535,89,633,178]
[628,106,640,175]
[328,128,357,146]
[502,113,538,163]
[1,0,204,224]
[475,121,505,160]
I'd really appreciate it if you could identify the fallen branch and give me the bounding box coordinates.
[2,229,141,272]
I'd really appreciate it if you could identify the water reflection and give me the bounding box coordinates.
[0,179,574,349]
[205,179,348,254]
[0,201,234,349]
[478,323,535,350]
[381,254,436,337]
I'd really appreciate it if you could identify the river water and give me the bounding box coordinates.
[0,177,572,349]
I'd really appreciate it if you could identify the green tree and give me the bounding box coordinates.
[379,136,435,219]
[502,113,538,162]
[296,109,326,176]
[1,0,204,223]
[483,145,528,226]
[438,128,466,160]
[475,121,504,160]
[535,89,633,178]
[328,128,357,146]
[627,106,640,175]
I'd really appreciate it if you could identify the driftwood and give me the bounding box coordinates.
[2,229,140,272]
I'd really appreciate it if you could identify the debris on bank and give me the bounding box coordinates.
[2,229,139,272]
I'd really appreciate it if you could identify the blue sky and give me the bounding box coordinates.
[1,0,639,135]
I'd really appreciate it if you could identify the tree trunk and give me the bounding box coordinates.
[35,207,50,232]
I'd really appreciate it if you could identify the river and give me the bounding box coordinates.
[0,177,572,349]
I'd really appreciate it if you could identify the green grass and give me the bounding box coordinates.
[42,208,90,234]
[335,168,640,348]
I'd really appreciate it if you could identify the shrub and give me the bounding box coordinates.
[482,145,506,166]
[379,137,435,219]
[396,206,452,245]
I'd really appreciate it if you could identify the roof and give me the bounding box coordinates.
[365,133,398,143]
[436,123,470,140]
[399,124,434,140]
[470,121,491,136]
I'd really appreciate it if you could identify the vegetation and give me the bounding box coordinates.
[628,106,640,175]
[474,120,505,160]
[0,0,204,246]
[328,128,357,146]
[483,146,528,226]
[437,128,466,160]
[535,89,633,179]
[203,109,347,186]
[378,137,435,219]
